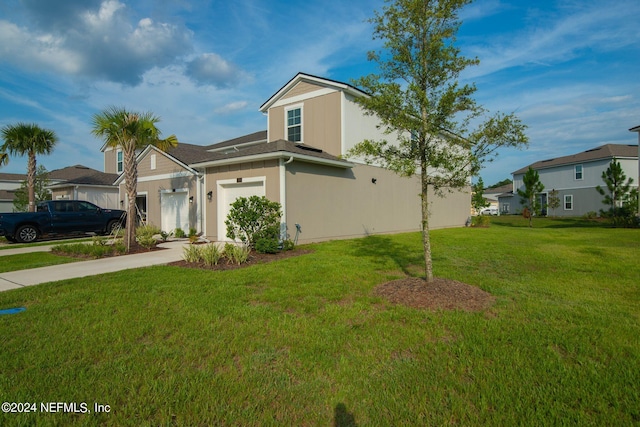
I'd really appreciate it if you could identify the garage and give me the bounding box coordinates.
[217,178,265,241]
[161,190,190,233]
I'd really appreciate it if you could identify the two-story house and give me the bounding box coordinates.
[103,73,470,243]
[498,144,639,217]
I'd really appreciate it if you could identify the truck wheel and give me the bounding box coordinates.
[16,225,39,243]
[106,220,120,235]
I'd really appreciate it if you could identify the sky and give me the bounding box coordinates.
[0,0,638,187]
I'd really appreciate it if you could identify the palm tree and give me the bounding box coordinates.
[0,152,8,167]
[91,107,177,250]
[1,123,58,212]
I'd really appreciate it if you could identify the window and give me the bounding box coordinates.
[574,164,583,180]
[564,195,573,210]
[286,107,302,142]
[116,150,123,173]
[501,203,510,214]
[150,154,156,170]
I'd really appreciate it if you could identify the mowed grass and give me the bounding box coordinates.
[0,252,77,273]
[0,218,638,425]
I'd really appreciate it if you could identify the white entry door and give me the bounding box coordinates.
[161,191,190,233]
[217,179,265,241]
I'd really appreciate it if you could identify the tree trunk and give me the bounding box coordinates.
[27,151,36,213]
[421,153,433,283]
[124,146,138,251]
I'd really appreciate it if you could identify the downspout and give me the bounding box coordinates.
[74,185,79,200]
[196,171,204,234]
[279,156,294,240]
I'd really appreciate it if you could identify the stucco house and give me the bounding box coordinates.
[103,73,470,243]
[498,144,639,217]
[0,172,24,212]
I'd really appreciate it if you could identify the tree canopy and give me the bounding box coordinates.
[349,0,528,281]
[1,122,58,212]
[91,107,177,250]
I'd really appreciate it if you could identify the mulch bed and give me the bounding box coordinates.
[167,248,313,271]
[373,277,495,312]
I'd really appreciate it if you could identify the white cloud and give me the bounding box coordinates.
[186,53,241,87]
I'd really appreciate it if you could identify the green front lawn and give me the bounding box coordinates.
[0,252,77,273]
[0,219,638,425]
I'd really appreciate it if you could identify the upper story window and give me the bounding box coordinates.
[574,164,583,180]
[116,150,123,174]
[286,106,302,142]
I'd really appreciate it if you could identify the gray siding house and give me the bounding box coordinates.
[498,144,639,217]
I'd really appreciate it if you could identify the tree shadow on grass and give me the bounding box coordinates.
[350,234,424,278]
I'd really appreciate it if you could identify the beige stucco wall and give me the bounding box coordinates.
[281,81,322,99]
[118,149,199,230]
[285,162,470,244]
[268,91,342,156]
[103,148,118,174]
[203,160,280,241]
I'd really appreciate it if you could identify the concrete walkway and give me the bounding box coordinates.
[0,240,187,292]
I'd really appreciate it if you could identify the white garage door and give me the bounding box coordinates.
[161,191,190,233]
[218,180,265,242]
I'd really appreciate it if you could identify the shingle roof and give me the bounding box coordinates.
[513,144,638,175]
[0,189,16,201]
[163,143,212,165]
[0,172,27,181]
[192,139,350,166]
[48,165,118,186]
[207,130,267,151]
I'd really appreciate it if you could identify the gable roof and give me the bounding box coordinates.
[259,72,367,112]
[48,165,118,187]
[513,144,638,175]
[191,140,353,169]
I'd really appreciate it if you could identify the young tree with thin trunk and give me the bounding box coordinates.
[91,107,178,251]
[349,0,528,283]
[472,177,490,214]
[548,188,560,218]
[517,167,544,227]
[13,165,51,212]
[1,123,58,212]
[596,158,635,225]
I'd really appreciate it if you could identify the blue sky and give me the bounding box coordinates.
[0,0,638,187]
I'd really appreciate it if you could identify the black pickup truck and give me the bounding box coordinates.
[0,200,126,243]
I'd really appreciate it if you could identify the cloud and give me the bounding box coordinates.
[0,0,193,85]
[214,101,249,114]
[185,53,241,87]
[465,1,640,79]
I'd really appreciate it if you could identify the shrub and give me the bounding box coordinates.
[174,228,186,238]
[282,239,295,251]
[182,245,203,263]
[583,211,598,219]
[136,224,161,250]
[223,243,250,265]
[159,231,171,242]
[225,196,282,247]
[92,236,107,246]
[471,216,490,227]
[201,244,222,266]
[255,237,279,254]
[51,242,126,258]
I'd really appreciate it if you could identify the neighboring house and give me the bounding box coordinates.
[0,172,25,212]
[104,73,470,243]
[498,144,639,217]
[1,165,119,212]
[479,183,512,214]
[47,165,120,209]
